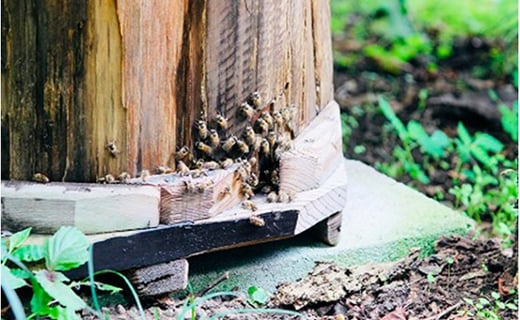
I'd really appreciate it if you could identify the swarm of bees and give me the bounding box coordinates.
[97,90,297,211]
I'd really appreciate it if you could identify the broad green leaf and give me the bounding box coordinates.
[13,244,45,262]
[378,96,409,143]
[470,146,494,168]
[455,139,472,163]
[35,270,86,311]
[457,122,472,145]
[474,133,504,153]
[31,279,54,316]
[1,265,27,289]
[499,102,518,142]
[48,306,81,320]
[8,227,32,253]
[44,226,89,271]
[248,286,269,305]
[407,120,428,141]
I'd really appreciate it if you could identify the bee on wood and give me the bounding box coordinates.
[222,136,238,153]
[240,182,255,199]
[215,113,228,131]
[272,111,284,129]
[199,109,208,122]
[202,161,220,170]
[196,180,214,193]
[191,169,208,178]
[176,160,190,176]
[267,131,277,148]
[249,214,265,227]
[235,166,249,181]
[155,166,172,174]
[140,170,150,182]
[261,185,273,194]
[248,156,257,168]
[259,139,270,157]
[255,118,269,136]
[217,184,232,200]
[118,172,132,183]
[281,106,296,122]
[194,159,204,169]
[195,141,213,156]
[260,111,274,130]
[106,141,120,158]
[267,191,278,203]
[248,92,263,109]
[238,102,255,120]
[184,180,196,193]
[242,125,256,146]
[98,174,116,184]
[195,120,208,140]
[33,173,50,184]
[271,169,280,186]
[220,158,234,169]
[277,190,290,203]
[242,200,258,212]
[176,146,191,161]
[208,129,220,148]
[235,140,250,156]
[247,172,259,187]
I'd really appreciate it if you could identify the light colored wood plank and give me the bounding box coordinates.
[279,100,343,194]
[1,181,160,234]
[128,259,189,296]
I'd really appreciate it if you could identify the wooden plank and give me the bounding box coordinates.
[1,181,160,234]
[279,100,343,194]
[128,259,189,296]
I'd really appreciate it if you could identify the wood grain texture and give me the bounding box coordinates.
[1,181,160,234]
[128,259,189,296]
[279,100,344,194]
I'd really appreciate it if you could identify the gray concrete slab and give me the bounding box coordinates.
[187,159,474,294]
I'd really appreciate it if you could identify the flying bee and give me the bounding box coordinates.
[140,170,150,182]
[220,158,234,169]
[215,113,228,131]
[208,129,220,148]
[242,125,256,146]
[238,102,255,120]
[267,191,278,203]
[195,120,208,140]
[202,161,220,170]
[195,141,213,156]
[106,141,120,158]
[271,169,280,185]
[33,173,50,184]
[248,91,262,109]
[118,172,132,183]
[259,139,270,157]
[272,111,284,128]
[249,214,265,227]
[240,182,255,199]
[260,111,274,129]
[255,118,269,136]
[242,200,258,212]
[222,136,237,153]
[235,140,250,155]
[176,160,190,176]
[247,172,259,187]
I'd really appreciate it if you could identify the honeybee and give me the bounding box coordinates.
[248,91,262,109]
[118,172,132,183]
[176,146,191,161]
[281,106,296,122]
[202,161,220,170]
[155,166,172,174]
[267,191,278,203]
[184,180,196,193]
[255,118,269,136]
[140,170,150,182]
[240,182,255,199]
[235,166,249,181]
[215,113,228,131]
[176,160,190,176]
[242,125,256,146]
[208,129,220,148]
[195,120,208,140]
[259,139,270,157]
[248,156,257,168]
[220,158,234,169]
[247,172,259,187]
[33,173,50,184]
[199,109,208,122]
[277,190,290,203]
[218,184,232,200]
[271,169,280,185]
[241,161,252,175]
[249,214,265,227]
[106,141,120,157]
[98,174,116,184]
[242,200,258,212]
[238,102,255,120]
[196,179,214,193]
[191,169,208,178]
[272,111,284,128]
[260,111,274,129]
[267,131,277,148]
[222,136,237,153]
[195,141,213,156]
[261,185,273,194]
[235,140,250,155]
[194,159,204,169]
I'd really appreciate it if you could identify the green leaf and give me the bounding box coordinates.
[470,145,494,168]
[31,279,54,316]
[1,265,28,289]
[247,286,269,305]
[49,306,81,320]
[8,227,32,253]
[506,302,518,310]
[474,133,504,153]
[10,267,33,280]
[490,291,501,300]
[499,103,518,142]
[478,297,490,306]
[378,96,409,143]
[457,122,472,145]
[44,226,89,271]
[407,120,428,141]
[95,282,123,294]
[35,270,86,311]
[13,244,45,262]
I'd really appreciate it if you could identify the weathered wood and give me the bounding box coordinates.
[279,100,344,194]
[1,181,160,234]
[2,0,334,182]
[313,211,343,246]
[128,259,189,296]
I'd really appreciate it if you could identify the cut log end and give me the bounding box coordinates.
[313,211,343,246]
[127,259,189,297]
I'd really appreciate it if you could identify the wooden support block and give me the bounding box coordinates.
[279,101,344,194]
[313,211,343,246]
[128,259,189,297]
[1,181,160,234]
[128,166,243,224]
